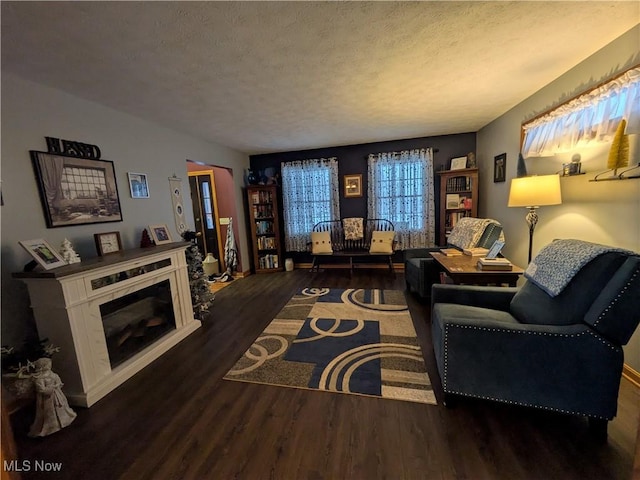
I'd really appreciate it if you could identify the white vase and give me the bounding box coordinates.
[285,258,294,272]
[202,253,219,276]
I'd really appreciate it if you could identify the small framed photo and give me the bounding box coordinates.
[128,172,150,199]
[149,224,172,245]
[18,238,67,270]
[344,174,362,198]
[94,231,123,256]
[450,156,468,170]
[494,153,507,183]
[486,240,505,259]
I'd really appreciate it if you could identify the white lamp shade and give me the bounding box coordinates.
[508,174,562,208]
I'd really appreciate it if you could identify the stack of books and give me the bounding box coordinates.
[463,247,489,256]
[477,257,513,271]
[440,248,463,256]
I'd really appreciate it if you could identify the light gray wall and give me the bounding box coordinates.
[1,74,250,346]
[477,25,640,371]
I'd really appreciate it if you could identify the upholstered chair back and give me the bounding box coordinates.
[510,252,639,342]
[475,222,503,249]
[583,256,640,345]
[446,218,504,250]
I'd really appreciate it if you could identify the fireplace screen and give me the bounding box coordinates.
[99,280,176,368]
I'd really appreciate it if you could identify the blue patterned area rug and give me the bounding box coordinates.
[224,288,436,405]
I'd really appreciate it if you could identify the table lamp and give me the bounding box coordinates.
[508,174,562,263]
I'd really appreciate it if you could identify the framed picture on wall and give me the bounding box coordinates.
[344,174,362,198]
[30,151,123,228]
[494,153,507,183]
[128,172,150,198]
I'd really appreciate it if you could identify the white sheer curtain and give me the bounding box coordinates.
[522,66,640,158]
[281,157,340,251]
[367,148,435,249]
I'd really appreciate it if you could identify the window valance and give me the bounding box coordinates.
[522,66,640,158]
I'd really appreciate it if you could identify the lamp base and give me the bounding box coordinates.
[525,207,539,264]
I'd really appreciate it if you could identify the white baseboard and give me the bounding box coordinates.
[623,364,640,389]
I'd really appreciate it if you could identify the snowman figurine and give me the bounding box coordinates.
[60,238,81,264]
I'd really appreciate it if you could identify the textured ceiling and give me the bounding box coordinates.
[2,2,638,154]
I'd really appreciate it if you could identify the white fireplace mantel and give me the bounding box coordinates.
[13,243,201,407]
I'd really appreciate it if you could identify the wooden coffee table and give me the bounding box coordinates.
[430,252,524,287]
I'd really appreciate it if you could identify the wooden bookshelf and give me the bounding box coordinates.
[246,185,283,273]
[437,168,478,245]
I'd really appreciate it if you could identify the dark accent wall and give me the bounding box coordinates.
[249,132,476,261]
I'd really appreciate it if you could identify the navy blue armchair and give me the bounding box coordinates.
[431,243,640,438]
[405,218,503,299]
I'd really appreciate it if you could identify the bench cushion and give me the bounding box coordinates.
[343,217,364,240]
[311,231,333,254]
[369,230,394,254]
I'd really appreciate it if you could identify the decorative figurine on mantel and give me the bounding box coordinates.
[140,228,154,248]
[59,238,81,264]
[28,357,77,437]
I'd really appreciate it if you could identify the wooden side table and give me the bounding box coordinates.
[430,252,524,287]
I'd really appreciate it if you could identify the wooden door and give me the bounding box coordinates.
[188,171,223,265]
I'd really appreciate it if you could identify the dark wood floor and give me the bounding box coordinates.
[8,269,639,479]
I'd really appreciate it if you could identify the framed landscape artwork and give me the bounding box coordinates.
[31,151,123,228]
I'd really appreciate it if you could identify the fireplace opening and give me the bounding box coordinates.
[99,280,176,368]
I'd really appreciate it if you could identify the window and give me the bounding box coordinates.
[522,66,640,158]
[201,181,214,229]
[281,158,340,251]
[367,149,435,249]
[61,165,107,199]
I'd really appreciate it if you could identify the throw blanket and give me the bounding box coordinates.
[525,239,633,297]
[343,217,364,241]
[447,217,503,250]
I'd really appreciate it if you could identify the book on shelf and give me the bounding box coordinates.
[463,247,489,256]
[477,257,513,271]
[259,254,279,269]
[446,176,473,192]
[446,194,460,209]
[440,248,463,256]
[257,236,275,250]
[447,211,469,228]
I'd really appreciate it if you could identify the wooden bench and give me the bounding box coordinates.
[310,219,395,274]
